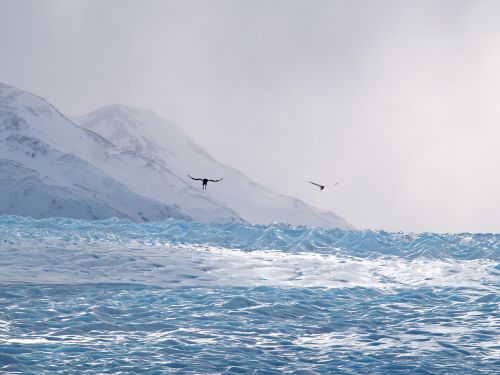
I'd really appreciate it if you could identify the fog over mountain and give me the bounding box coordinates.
[1,1,499,232]
[0,82,353,229]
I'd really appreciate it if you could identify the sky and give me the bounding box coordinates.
[1,0,499,233]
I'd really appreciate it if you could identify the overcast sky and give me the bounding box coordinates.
[1,0,499,233]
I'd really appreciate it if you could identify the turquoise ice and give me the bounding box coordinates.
[0,215,498,373]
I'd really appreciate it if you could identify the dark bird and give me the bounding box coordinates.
[308,181,326,191]
[189,174,223,190]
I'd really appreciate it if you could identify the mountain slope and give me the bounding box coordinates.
[0,159,184,221]
[77,105,354,229]
[0,82,353,229]
[0,82,240,223]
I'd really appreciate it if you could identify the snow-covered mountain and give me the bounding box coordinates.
[76,105,353,229]
[0,83,237,222]
[0,82,353,229]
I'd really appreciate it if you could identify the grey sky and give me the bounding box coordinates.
[1,0,499,232]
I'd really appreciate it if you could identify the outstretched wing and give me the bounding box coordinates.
[188,174,203,181]
[308,181,321,187]
[209,178,223,182]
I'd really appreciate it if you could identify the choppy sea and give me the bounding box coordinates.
[0,215,498,373]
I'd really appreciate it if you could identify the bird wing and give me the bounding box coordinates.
[308,181,321,187]
[209,178,223,182]
[188,174,203,181]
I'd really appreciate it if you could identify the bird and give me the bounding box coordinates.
[308,181,326,191]
[188,174,223,190]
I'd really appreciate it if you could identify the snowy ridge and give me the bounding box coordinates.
[76,104,354,229]
[0,82,352,228]
[0,83,241,223]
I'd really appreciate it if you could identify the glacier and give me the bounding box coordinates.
[0,215,498,373]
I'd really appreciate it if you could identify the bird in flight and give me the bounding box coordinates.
[308,181,326,191]
[189,175,223,190]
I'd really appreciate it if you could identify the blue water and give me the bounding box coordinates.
[0,216,499,373]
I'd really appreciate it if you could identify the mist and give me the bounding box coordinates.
[1,0,499,232]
